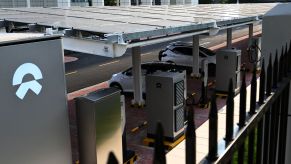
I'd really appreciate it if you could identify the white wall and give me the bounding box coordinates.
[262,3,291,164]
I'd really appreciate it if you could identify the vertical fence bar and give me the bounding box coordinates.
[238,141,245,164]
[285,43,289,74]
[185,97,196,164]
[266,54,273,96]
[284,45,288,76]
[278,84,290,164]
[153,122,166,164]
[239,71,246,128]
[225,79,234,143]
[250,66,257,115]
[107,152,119,164]
[279,49,283,82]
[248,129,255,164]
[259,60,265,104]
[263,109,271,164]
[256,118,263,164]
[273,51,278,88]
[288,40,291,71]
[269,98,278,164]
[207,94,218,161]
[273,95,281,164]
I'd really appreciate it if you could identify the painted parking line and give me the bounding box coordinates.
[99,60,120,67]
[65,71,78,76]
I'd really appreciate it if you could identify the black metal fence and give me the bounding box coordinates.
[107,41,291,164]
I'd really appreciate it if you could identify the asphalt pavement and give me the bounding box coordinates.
[65,24,261,93]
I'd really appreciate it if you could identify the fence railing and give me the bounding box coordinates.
[107,41,291,164]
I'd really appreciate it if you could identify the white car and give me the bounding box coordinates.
[159,42,216,68]
[109,62,185,93]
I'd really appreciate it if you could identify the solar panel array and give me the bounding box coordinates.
[0,3,276,41]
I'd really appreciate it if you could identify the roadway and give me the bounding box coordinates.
[65,24,261,93]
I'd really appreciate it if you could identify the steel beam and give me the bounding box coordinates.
[63,37,127,57]
[192,35,200,77]
[131,46,144,106]
[227,28,232,49]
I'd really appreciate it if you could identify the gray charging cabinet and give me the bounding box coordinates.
[76,88,123,164]
[146,71,186,141]
[216,49,241,93]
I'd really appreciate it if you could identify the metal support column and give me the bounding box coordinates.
[131,46,144,106]
[192,35,200,77]
[57,0,71,8]
[249,24,254,45]
[227,28,232,49]
[26,0,30,7]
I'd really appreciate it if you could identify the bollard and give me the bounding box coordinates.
[239,70,246,127]
[266,54,272,96]
[207,94,218,161]
[225,79,234,143]
[153,122,166,164]
[258,60,265,104]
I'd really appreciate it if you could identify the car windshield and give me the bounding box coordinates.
[172,46,210,58]
[199,47,215,56]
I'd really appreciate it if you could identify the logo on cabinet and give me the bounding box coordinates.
[12,63,43,100]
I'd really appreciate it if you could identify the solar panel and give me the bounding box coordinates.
[0,3,277,42]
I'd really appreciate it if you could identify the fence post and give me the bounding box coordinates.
[248,129,255,164]
[199,81,207,107]
[269,98,279,164]
[107,152,119,164]
[256,119,263,164]
[238,141,245,164]
[263,109,271,164]
[225,79,234,143]
[259,60,265,104]
[153,122,166,164]
[273,51,278,88]
[279,49,284,82]
[278,84,290,164]
[284,45,288,76]
[249,65,257,115]
[266,54,272,96]
[207,94,218,161]
[186,96,196,164]
[285,43,289,74]
[288,40,291,71]
[239,70,246,127]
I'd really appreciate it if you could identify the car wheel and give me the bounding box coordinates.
[110,82,123,93]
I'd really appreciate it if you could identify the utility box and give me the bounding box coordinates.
[76,88,123,164]
[216,49,241,93]
[146,71,186,141]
